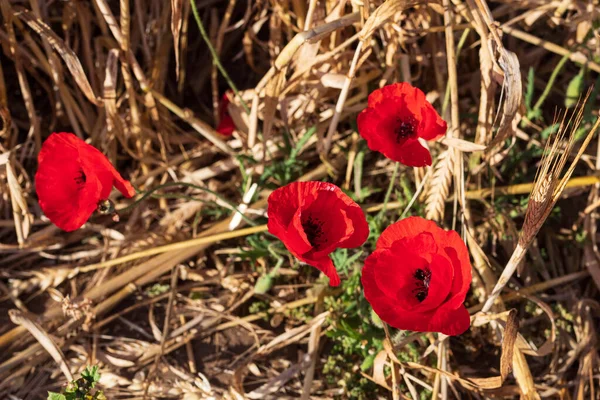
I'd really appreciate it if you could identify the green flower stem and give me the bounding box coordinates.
[118,182,258,226]
[190,0,250,114]
[376,162,399,222]
[532,54,569,114]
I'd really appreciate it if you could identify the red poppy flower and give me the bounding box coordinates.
[357,82,447,167]
[35,132,136,232]
[216,91,235,136]
[267,181,369,286]
[362,216,472,335]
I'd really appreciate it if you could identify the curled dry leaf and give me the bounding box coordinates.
[500,309,519,382]
[485,43,522,158]
[372,350,391,390]
[9,309,74,382]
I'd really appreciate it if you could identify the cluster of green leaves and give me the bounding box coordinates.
[323,255,385,399]
[48,366,105,400]
[256,126,316,188]
[322,248,424,398]
[524,61,600,141]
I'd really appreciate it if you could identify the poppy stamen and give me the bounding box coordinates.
[412,268,431,302]
[395,117,416,143]
[74,169,86,185]
[303,216,325,249]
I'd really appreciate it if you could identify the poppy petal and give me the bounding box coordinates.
[303,191,354,251]
[35,132,135,231]
[397,139,432,167]
[217,92,236,136]
[288,209,314,255]
[35,134,101,231]
[267,181,368,287]
[382,83,427,117]
[430,304,471,336]
[357,82,445,167]
[370,248,429,306]
[339,204,370,249]
[79,145,136,199]
[299,255,341,287]
[362,217,472,335]
[420,104,447,141]
[376,216,440,250]
[362,254,431,332]
[442,240,473,309]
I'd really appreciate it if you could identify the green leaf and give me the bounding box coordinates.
[565,67,585,108]
[289,126,317,160]
[47,393,67,400]
[254,274,274,294]
[369,308,383,328]
[540,122,560,140]
[360,353,376,371]
[525,67,535,111]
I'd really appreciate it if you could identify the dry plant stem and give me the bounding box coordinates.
[463,175,600,200]
[500,25,600,74]
[0,3,41,152]
[254,12,360,93]
[93,0,160,124]
[300,287,324,400]
[144,265,179,398]
[0,223,265,349]
[481,243,527,312]
[151,89,235,155]
[79,224,268,273]
[136,296,322,367]
[303,0,318,30]
[382,323,402,400]
[443,0,460,134]
[323,40,363,154]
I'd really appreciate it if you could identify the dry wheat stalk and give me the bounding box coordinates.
[482,95,600,313]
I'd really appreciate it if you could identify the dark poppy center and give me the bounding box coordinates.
[394,117,416,143]
[302,216,325,249]
[412,268,431,302]
[74,169,86,185]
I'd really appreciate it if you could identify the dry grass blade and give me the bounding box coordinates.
[0,1,41,150]
[17,10,101,106]
[6,159,31,245]
[171,0,184,80]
